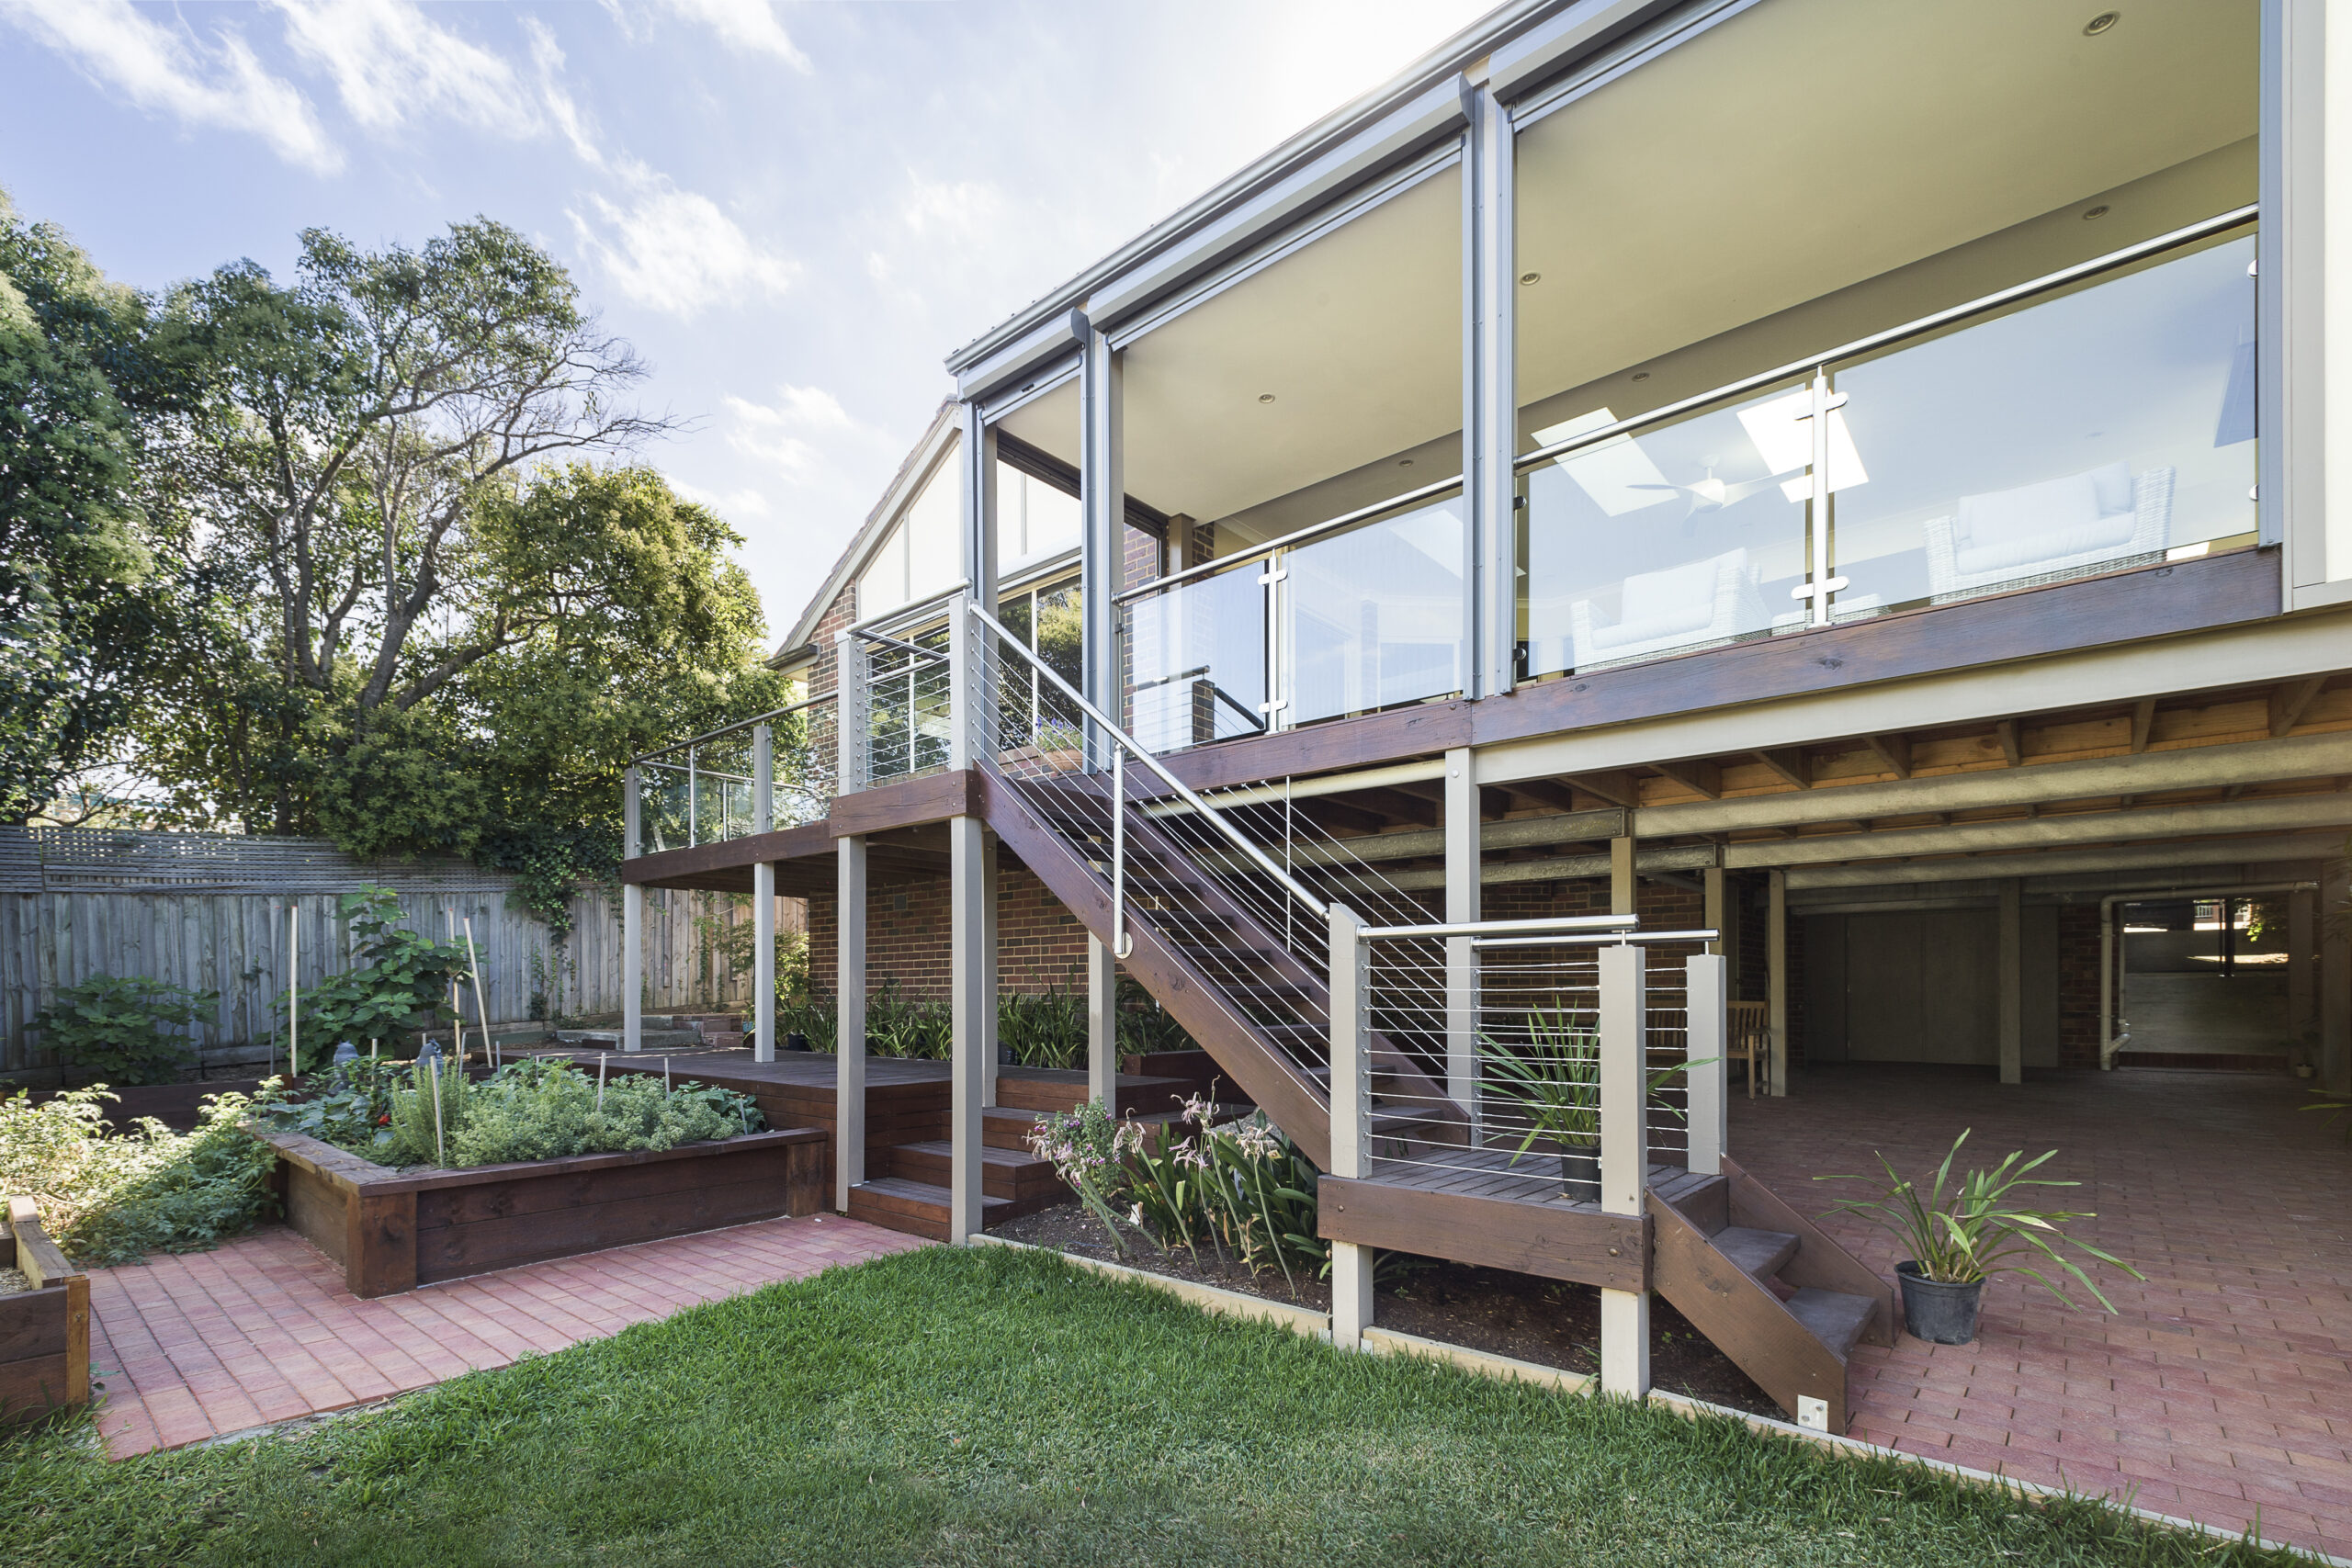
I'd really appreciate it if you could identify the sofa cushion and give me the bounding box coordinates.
[1952,463,2138,576]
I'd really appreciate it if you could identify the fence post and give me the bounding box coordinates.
[1684,953,1726,1177]
[623,766,643,1056]
[752,724,775,1066]
[1598,941,1649,1400]
[1327,903,1373,1348]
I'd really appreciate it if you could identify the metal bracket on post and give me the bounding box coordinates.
[752,723,775,1066]
[1598,941,1650,1400]
[1328,903,1373,1348]
[1684,952,1726,1177]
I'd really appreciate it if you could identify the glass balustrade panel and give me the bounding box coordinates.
[1520,386,1811,678]
[1283,493,1466,726]
[1125,564,1269,753]
[640,761,691,852]
[1829,232,2257,615]
[865,629,952,784]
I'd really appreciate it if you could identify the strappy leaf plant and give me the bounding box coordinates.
[1479,1006,1601,1164]
[1816,1129,2143,1311]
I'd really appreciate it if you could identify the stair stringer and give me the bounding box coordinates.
[1721,1156,1895,1347]
[978,769,1334,1168]
[1648,1188,1857,1432]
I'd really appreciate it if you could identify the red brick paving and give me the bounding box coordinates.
[1733,1065,2352,1560]
[87,1214,925,1458]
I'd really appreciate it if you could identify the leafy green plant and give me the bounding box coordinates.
[1114,976,1196,1055]
[31,975,217,1087]
[1817,1129,2143,1311]
[262,1056,769,1170]
[1107,1096,1343,1298]
[288,886,471,1071]
[864,982,950,1059]
[775,989,837,1051]
[0,1087,279,1266]
[1478,1005,1600,1161]
[999,982,1086,1069]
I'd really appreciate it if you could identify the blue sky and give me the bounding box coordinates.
[0,0,1490,643]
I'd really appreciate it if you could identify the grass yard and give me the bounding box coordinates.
[0,1245,2314,1567]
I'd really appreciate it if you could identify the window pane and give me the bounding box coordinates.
[1831,234,2257,611]
[1287,495,1465,725]
[1521,390,1808,677]
[1127,566,1267,752]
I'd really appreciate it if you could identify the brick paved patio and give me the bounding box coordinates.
[1733,1065,2352,1560]
[86,1213,925,1457]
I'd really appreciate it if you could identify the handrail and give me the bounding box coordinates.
[630,692,837,766]
[856,627,952,662]
[1114,475,1466,604]
[1511,204,2256,475]
[1358,912,1638,941]
[843,579,972,639]
[968,601,1332,918]
[1474,926,1718,950]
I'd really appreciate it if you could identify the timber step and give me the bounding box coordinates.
[1713,1225,1801,1281]
[1785,1288,1879,1362]
[844,1177,1010,1243]
[884,1141,1062,1209]
[982,1103,1207,1151]
[1648,1157,1895,1435]
[993,1070,1191,1119]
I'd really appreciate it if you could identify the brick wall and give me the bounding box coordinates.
[805,853,1095,1001]
[2056,902,2106,1069]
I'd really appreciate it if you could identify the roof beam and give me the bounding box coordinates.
[1649,759,1723,799]
[2130,697,2157,753]
[1564,771,1643,809]
[1864,734,1912,779]
[1783,832,2346,890]
[1750,748,1811,790]
[2269,676,2328,738]
[1634,730,2352,837]
[1994,718,2022,768]
[1722,791,2352,872]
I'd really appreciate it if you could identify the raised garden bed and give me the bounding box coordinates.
[0,1196,90,1424]
[253,1125,827,1298]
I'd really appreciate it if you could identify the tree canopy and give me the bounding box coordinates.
[0,193,791,933]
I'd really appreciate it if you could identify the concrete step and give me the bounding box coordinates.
[845,1177,1009,1243]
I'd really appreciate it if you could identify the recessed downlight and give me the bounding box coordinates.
[1520,272,1541,285]
[2083,11,2120,35]
[1398,458,1414,467]
[1257,392,1275,403]
[1631,371,1651,382]
[2082,204,2110,220]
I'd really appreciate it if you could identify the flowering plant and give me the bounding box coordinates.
[1027,1099,1131,1254]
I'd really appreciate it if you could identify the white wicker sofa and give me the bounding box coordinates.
[1567,547,1769,671]
[1923,462,2173,602]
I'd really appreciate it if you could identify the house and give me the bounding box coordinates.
[616,0,2350,1458]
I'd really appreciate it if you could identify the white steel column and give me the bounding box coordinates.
[835,835,866,1212]
[1444,747,1479,1131]
[623,765,643,1055]
[1328,904,1373,1348]
[1080,326,1124,754]
[1685,953,1726,1177]
[1598,942,1649,1400]
[1088,934,1118,1110]
[946,595,986,1241]
[1766,870,1788,1098]
[1464,77,1517,699]
[981,829,1000,1108]
[1997,878,2023,1085]
[752,723,775,1065]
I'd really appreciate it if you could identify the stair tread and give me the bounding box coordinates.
[1713,1225,1801,1281]
[1784,1288,1877,1361]
[852,1176,1010,1212]
[892,1140,1049,1169]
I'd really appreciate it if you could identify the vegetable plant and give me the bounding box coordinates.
[31,975,218,1086]
[0,1086,279,1265]
[1817,1129,2143,1311]
[288,886,472,1070]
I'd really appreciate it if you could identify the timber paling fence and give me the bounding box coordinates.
[0,827,779,1082]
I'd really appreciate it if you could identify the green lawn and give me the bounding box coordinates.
[1,1246,2312,1566]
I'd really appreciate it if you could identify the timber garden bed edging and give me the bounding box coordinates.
[251,1124,827,1297]
[0,1196,90,1424]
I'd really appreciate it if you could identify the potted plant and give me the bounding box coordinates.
[1480,1007,1603,1195]
[1819,1130,2143,1345]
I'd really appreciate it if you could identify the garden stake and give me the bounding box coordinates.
[287,903,298,1081]
[597,1053,607,1111]
[430,1056,446,1166]
[463,917,492,1070]
[445,908,467,1067]
[664,1056,672,1095]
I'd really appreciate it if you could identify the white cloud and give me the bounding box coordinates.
[899,174,1005,243]
[648,0,810,73]
[525,19,603,168]
[0,0,339,173]
[568,160,796,319]
[722,384,864,485]
[267,0,535,137]
[671,479,773,521]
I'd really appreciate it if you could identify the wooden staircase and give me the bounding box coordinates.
[843,1066,1191,1242]
[1648,1155,1894,1430]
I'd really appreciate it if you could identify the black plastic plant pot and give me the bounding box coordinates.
[785,1032,810,1053]
[1896,1260,1984,1345]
